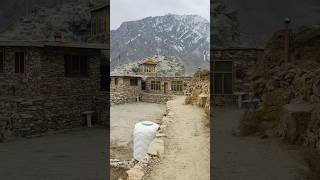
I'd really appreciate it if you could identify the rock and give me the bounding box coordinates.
[147,138,165,158]
[278,101,313,144]
[126,168,144,180]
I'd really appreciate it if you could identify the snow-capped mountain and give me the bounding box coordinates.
[111,14,210,73]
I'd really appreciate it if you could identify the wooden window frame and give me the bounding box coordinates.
[171,81,183,92]
[15,51,25,74]
[0,49,4,73]
[64,54,89,77]
[130,79,138,86]
[214,60,233,95]
[151,81,161,91]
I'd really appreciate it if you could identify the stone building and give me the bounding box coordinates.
[110,75,142,104]
[89,2,110,45]
[0,41,109,139]
[138,57,157,75]
[212,48,264,105]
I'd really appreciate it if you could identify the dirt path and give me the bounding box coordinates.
[145,96,210,180]
[213,107,307,180]
[0,127,107,180]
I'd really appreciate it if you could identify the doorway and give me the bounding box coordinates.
[164,82,168,93]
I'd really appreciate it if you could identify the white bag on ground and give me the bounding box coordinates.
[133,121,159,161]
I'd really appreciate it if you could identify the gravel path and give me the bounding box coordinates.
[145,96,210,180]
[213,107,307,180]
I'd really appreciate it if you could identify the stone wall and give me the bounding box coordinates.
[110,76,141,105]
[0,46,108,140]
[140,92,173,104]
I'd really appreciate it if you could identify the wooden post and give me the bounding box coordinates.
[284,18,291,63]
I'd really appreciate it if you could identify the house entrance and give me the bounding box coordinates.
[164,82,168,93]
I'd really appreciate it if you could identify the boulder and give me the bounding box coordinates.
[278,101,313,144]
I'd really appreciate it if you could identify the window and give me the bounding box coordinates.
[214,61,233,94]
[115,78,118,85]
[15,52,25,73]
[64,55,88,77]
[0,51,3,73]
[151,81,161,90]
[171,81,183,91]
[130,79,138,86]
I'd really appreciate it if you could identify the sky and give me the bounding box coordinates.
[111,0,210,30]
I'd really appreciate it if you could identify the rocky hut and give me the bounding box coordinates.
[0,41,109,140]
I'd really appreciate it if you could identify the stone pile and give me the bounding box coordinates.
[185,70,210,116]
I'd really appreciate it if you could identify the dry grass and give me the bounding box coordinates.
[301,148,320,180]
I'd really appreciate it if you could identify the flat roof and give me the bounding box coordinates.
[90,3,109,13]
[110,75,143,78]
[0,41,109,50]
[212,47,264,51]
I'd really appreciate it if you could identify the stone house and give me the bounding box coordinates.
[0,41,109,138]
[110,75,142,104]
[138,57,157,75]
[212,48,264,105]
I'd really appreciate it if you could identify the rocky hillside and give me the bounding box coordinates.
[252,25,320,103]
[111,55,186,77]
[0,0,104,42]
[110,14,209,73]
[247,25,320,148]
[212,0,240,47]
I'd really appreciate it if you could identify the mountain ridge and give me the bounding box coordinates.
[111,14,210,73]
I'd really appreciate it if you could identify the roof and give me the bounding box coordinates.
[142,58,157,65]
[111,75,143,78]
[90,3,109,13]
[212,47,264,51]
[0,41,109,50]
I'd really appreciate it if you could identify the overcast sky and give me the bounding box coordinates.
[111,0,210,30]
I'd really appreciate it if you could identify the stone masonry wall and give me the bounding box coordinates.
[212,48,264,105]
[140,92,173,104]
[0,46,108,140]
[110,76,141,105]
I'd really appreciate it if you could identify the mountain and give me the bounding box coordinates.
[110,14,210,73]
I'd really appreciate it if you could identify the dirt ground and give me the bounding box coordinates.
[145,96,210,180]
[110,102,166,159]
[0,127,107,180]
[213,107,307,180]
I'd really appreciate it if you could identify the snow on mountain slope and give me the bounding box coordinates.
[111,14,210,73]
